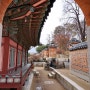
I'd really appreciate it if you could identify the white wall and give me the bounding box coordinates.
[0,23,2,71]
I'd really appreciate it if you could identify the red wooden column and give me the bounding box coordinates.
[2,37,9,74]
[0,0,12,72]
[15,43,18,70]
[21,47,23,67]
[25,49,27,65]
[21,48,23,67]
[26,50,28,64]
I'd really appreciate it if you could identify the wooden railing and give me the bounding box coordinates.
[0,64,31,84]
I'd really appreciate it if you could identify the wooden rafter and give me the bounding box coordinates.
[3,0,52,47]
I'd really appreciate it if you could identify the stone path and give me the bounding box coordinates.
[30,67,65,90]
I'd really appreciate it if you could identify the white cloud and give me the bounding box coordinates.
[40,0,64,44]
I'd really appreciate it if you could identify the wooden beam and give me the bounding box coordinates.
[10,0,48,20]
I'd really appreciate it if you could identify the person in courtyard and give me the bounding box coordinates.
[50,58,56,68]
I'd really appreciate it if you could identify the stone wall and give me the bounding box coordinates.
[69,49,89,82]
[49,47,57,58]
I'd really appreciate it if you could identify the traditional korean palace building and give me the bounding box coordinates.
[41,43,57,59]
[0,0,55,90]
[0,0,90,90]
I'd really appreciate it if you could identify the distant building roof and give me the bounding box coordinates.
[69,42,87,51]
[69,38,81,44]
[44,48,48,51]
[48,42,57,48]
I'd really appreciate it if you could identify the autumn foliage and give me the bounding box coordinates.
[53,26,70,54]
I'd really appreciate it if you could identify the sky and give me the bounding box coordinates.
[40,0,64,45]
[28,47,37,54]
[28,0,84,53]
[29,0,64,53]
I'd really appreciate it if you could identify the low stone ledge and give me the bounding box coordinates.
[22,73,34,90]
[50,67,85,90]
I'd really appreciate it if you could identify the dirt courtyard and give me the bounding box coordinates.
[30,67,65,90]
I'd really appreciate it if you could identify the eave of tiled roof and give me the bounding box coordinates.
[69,42,87,51]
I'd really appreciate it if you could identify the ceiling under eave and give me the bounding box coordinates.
[38,0,56,44]
[2,0,56,49]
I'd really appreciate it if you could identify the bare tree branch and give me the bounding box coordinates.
[63,0,86,42]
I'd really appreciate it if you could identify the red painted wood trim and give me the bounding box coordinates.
[11,0,48,20]
[33,0,47,7]
[18,45,22,50]
[0,83,21,88]
[9,39,17,47]
[15,43,18,70]
[2,37,9,74]
[21,67,32,85]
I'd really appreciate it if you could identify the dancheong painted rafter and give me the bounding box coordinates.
[3,0,55,48]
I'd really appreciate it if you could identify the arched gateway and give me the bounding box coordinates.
[0,0,90,90]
